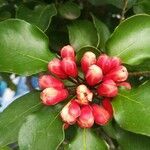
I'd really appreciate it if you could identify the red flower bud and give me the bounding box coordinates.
[104,65,128,82]
[48,58,67,79]
[77,105,94,128]
[76,84,93,105]
[102,98,113,118]
[97,54,111,74]
[39,75,64,89]
[81,51,96,73]
[60,45,75,60]
[40,87,68,105]
[109,57,121,70]
[97,79,118,97]
[117,82,131,90]
[61,100,81,125]
[61,57,78,78]
[68,100,81,118]
[92,104,110,125]
[85,64,103,86]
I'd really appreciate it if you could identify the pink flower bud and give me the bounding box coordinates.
[68,100,81,118]
[97,54,111,74]
[48,58,67,79]
[85,64,103,86]
[60,45,75,60]
[77,105,94,128]
[40,87,68,105]
[81,51,96,73]
[97,79,118,97]
[104,65,128,82]
[109,57,121,70]
[61,57,78,78]
[92,104,110,125]
[61,100,81,125]
[76,84,93,105]
[117,82,131,90]
[39,75,64,89]
[102,98,113,118]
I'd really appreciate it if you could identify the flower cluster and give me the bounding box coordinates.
[39,45,131,128]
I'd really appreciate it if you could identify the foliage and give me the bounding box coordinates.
[0,0,150,149]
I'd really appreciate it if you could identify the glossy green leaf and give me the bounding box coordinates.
[58,2,81,20]
[112,81,150,136]
[18,107,64,150]
[88,0,136,9]
[0,92,42,147]
[0,146,11,150]
[66,128,108,150]
[116,127,150,150]
[76,46,101,63]
[68,20,98,50]
[92,14,110,50]
[0,19,55,75]
[16,4,57,31]
[133,0,150,15]
[0,11,11,21]
[106,15,150,66]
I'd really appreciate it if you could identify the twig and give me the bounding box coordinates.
[129,71,150,77]
[99,128,116,150]
[120,0,128,22]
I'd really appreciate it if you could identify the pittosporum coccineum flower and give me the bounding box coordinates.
[39,45,131,128]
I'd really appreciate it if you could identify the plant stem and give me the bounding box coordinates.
[68,77,78,85]
[120,0,128,22]
[129,71,150,77]
[99,128,116,150]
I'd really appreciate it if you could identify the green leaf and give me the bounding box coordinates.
[68,20,98,50]
[92,14,110,50]
[76,46,101,63]
[133,0,150,15]
[0,11,11,21]
[16,4,57,31]
[106,15,150,66]
[88,0,136,9]
[18,107,64,150]
[0,19,55,75]
[112,81,150,136]
[0,92,42,147]
[66,128,108,150]
[0,146,11,150]
[58,1,81,20]
[116,126,150,150]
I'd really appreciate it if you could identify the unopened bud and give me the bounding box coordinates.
[61,100,81,125]
[117,82,131,90]
[85,64,103,86]
[48,58,67,79]
[76,84,93,105]
[40,87,68,105]
[61,57,78,78]
[39,75,64,89]
[102,98,113,118]
[68,100,81,118]
[97,54,111,74]
[97,79,118,97]
[92,104,110,125]
[104,66,128,82]
[77,105,94,128]
[109,57,121,70]
[81,51,96,73]
[60,45,75,60]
